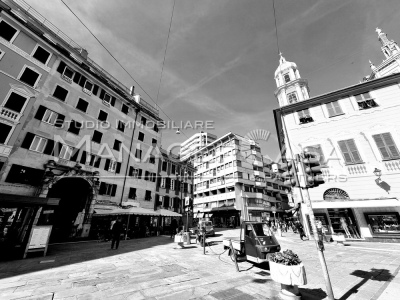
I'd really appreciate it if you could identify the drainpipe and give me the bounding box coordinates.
[120,107,140,206]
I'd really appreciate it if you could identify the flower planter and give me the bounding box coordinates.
[270,261,307,300]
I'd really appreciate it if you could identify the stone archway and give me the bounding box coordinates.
[38,160,99,241]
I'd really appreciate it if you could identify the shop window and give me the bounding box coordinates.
[32,45,51,65]
[19,66,41,88]
[0,122,12,144]
[338,139,363,164]
[372,133,400,160]
[6,164,44,185]
[0,20,18,42]
[3,91,28,113]
[76,98,89,113]
[365,212,400,234]
[53,85,68,102]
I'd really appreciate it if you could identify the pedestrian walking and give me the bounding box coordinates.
[111,218,123,250]
[295,221,307,240]
[170,218,178,239]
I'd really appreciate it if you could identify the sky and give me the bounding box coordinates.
[24,0,400,160]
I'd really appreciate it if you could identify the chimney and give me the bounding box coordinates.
[130,86,135,96]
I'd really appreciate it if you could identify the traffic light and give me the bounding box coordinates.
[282,159,299,187]
[302,151,325,188]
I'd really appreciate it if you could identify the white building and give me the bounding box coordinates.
[273,29,400,242]
[183,132,290,226]
[180,131,217,158]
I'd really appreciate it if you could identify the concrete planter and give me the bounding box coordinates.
[270,262,307,300]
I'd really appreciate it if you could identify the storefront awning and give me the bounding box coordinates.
[93,207,160,216]
[155,209,182,217]
[0,193,60,207]
[210,206,238,212]
[312,198,399,209]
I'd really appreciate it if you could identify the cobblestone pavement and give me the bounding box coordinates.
[0,228,399,300]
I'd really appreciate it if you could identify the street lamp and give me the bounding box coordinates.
[373,168,382,179]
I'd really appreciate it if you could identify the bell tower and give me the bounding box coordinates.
[274,53,310,107]
[376,28,400,59]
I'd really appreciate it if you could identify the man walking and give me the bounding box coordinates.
[111,218,123,250]
[296,221,307,241]
[170,218,178,239]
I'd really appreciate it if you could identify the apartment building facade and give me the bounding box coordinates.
[182,132,289,226]
[0,0,162,249]
[179,131,217,158]
[273,29,400,242]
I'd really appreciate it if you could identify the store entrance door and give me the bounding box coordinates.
[327,208,361,239]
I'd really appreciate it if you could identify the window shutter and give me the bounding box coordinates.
[34,105,47,120]
[56,61,66,73]
[129,166,133,176]
[116,162,121,174]
[104,159,110,171]
[111,184,117,196]
[373,134,390,159]
[338,140,353,164]
[166,177,170,188]
[54,114,65,128]
[382,133,400,158]
[94,157,102,168]
[110,96,116,107]
[99,89,105,100]
[21,132,35,149]
[347,139,362,163]
[99,182,106,195]
[332,101,343,115]
[73,72,81,84]
[78,75,86,87]
[43,139,55,155]
[326,102,335,117]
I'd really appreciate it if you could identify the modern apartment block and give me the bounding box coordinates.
[183,132,289,226]
[179,131,217,158]
[0,0,163,249]
[273,29,400,242]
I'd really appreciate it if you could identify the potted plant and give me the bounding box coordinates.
[269,250,307,300]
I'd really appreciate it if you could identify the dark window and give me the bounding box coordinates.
[92,130,103,144]
[53,85,68,101]
[76,98,88,113]
[141,116,147,126]
[152,138,157,145]
[171,164,176,174]
[73,72,81,84]
[110,96,116,107]
[113,140,121,151]
[92,84,99,96]
[284,74,290,83]
[84,80,93,92]
[138,132,144,142]
[145,190,152,201]
[6,164,44,186]
[0,123,12,144]
[153,124,159,132]
[68,120,81,135]
[121,104,129,114]
[0,20,17,42]
[149,156,155,164]
[78,75,86,88]
[56,61,66,73]
[117,121,125,132]
[98,110,108,122]
[80,151,87,164]
[162,161,167,172]
[135,149,142,159]
[99,182,117,196]
[116,162,121,174]
[94,156,102,168]
[4,92,27,113]
[144,171,149,181]
[62,67,74,81]
[128,188,137,199]
[19,67,40,87]
[354,92,378,110]
[32,46,51,64]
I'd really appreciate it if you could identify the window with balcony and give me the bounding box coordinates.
[354,92,378,110]
[83,80,94,95]
[338,139,363,164]
[298,109,313,124]
[62,67,74,83]
[2,91,29,117]
[32,45,51,65]
[76,98,89,113]
[0,123,12,144]
[19,66,41,88]
[326,101,343,117]
[287,92,298,104]
[372,133,400,160]
[53,85,68,102]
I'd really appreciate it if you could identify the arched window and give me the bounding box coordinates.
[323,188,349,201]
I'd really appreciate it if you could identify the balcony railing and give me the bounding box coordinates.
[1,107,21,122]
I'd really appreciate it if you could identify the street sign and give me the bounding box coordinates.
[185,197,190,206]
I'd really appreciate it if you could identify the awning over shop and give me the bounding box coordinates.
[210,206,237,212]
[0,193,60,207]
[311,198,399,209]
[155,209,181,217]
[93,207,160,216]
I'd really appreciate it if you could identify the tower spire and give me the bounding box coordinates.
[376,27,400,58]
